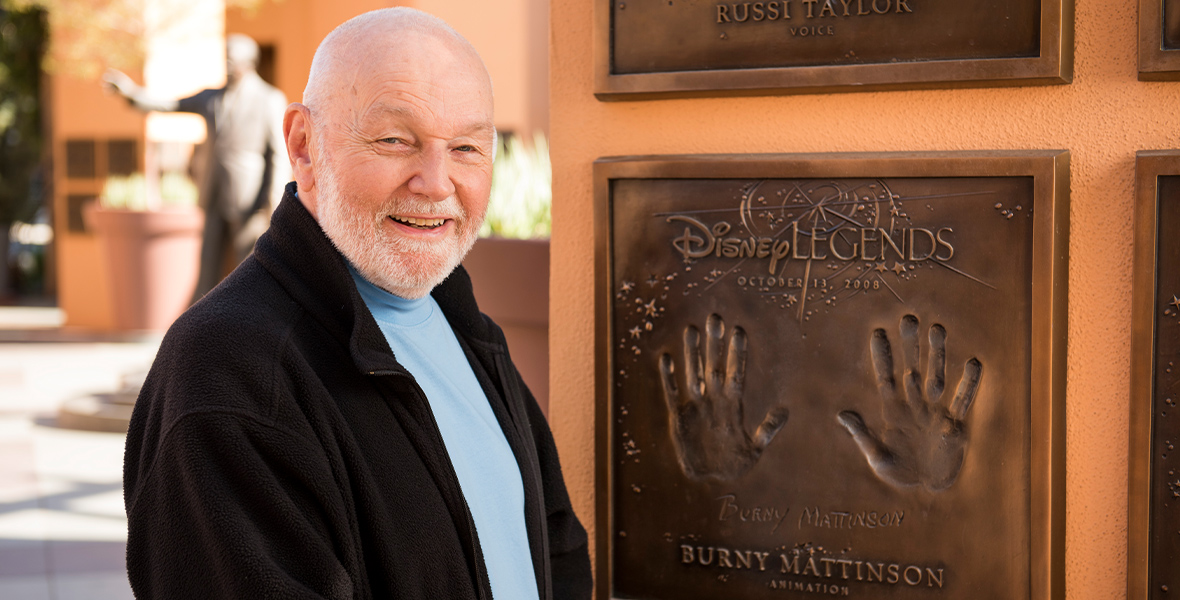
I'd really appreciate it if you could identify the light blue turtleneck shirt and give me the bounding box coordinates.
[349,266,538,600]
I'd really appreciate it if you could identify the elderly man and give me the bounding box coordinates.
[105,34,288,301]
[123,9,591,600]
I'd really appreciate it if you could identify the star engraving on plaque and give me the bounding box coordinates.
[629,326,642,339]
[643,299,659,317]
[1171,295,1180,311]
[874,262,888,273]
[892,262,906,275]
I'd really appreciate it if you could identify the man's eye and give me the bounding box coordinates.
[379,138,402,144]
[454,145,477,152]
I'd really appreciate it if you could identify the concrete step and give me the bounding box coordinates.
[57,394,135,433]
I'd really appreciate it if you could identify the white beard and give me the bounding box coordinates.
[313,149,484,299]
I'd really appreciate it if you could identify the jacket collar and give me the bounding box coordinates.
[253,183,501,374]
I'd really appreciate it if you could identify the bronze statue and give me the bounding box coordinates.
[104,34,289,301]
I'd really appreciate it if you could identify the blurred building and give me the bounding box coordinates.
[50,0,548,330]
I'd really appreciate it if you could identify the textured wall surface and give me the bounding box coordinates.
[230,0,547,138]
[548,0,1180,597]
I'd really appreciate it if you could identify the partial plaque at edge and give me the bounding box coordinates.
[1129,151,1180,600]
[1141,0,1180,80]
[594,152,1068,600]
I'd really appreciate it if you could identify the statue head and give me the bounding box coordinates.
[226,34,260,85]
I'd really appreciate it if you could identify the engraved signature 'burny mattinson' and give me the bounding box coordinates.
[714,494,906,533]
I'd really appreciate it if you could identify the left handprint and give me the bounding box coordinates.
[658,314,791,481]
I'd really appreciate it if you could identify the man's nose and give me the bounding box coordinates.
[407,147,456,201]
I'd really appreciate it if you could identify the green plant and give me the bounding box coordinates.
[99,172,197,211]
[480,132,551,239]
[0,5,46,226]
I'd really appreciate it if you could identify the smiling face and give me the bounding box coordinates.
[289,21,495,299]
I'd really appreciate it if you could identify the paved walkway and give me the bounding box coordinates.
[0,308,160,599]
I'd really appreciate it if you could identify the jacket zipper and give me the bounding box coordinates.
[381,370,492,600]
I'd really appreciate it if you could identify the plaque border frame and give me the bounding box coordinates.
[1127,150,1180,599]
[592,151,1069,600]
[1139,0,1180,80]
[593,1,1074,99]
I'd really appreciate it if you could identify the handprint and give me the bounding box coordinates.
[658,314,790,481]
[837,314,983,491]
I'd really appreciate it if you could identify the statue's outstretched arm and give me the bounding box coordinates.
[103,69,180,113]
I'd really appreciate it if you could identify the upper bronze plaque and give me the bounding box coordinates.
[1128,151,1180,599]
[1140,0,1180,79]
[594,152,1068,599]
[595,0,1073,98]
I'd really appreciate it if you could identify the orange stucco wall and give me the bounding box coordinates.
[228,0,548,138]
[227,0,400,105]
[548,1,1180,598]
[51,73,145,330]
[416,0,548,136]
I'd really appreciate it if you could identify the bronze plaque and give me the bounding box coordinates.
[1128,151,1180,599]
[594,152,1068,599]
[1141,0,1180,79]
[595,0,1072,98]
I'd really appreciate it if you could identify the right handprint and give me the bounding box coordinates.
[837,314,983,492]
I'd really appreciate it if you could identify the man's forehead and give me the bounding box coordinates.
[309,15,494,135]
[356,100,494,136]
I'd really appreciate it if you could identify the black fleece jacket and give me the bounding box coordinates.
[123,184,592,599]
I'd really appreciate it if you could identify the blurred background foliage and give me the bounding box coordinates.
[2,0,270,79]
[482,132,551,239]
[0,4,45,226]
[0,3,47,298]
[5,0,142,78]
[99,172,198,211]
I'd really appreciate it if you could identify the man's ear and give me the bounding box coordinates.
[284,103,318,217]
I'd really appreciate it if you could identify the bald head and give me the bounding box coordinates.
[302,8,492,129]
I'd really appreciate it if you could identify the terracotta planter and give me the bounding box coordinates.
[84,205,203,331]
[463,237,550,415]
